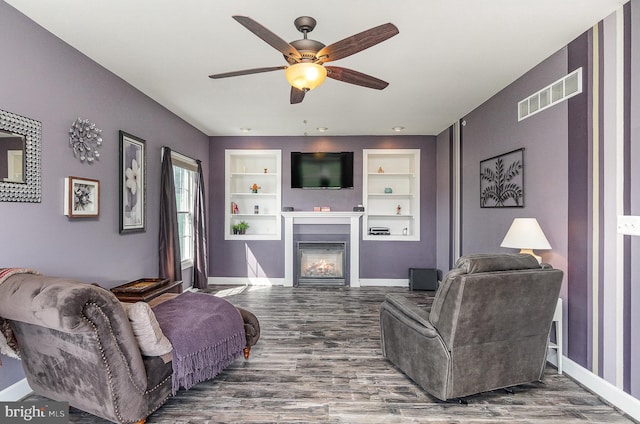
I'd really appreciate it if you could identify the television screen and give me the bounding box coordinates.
[291,152,354,189]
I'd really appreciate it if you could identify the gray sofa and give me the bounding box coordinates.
[0,273,259,423]
[380,253,563,401]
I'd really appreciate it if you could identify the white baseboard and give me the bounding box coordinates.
[0,378,32,401]
[563,357,640,421]
[207,277,285,286]
[207,277,410,287]
[359,278,409,287]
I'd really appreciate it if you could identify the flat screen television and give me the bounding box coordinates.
[291,152,354,189]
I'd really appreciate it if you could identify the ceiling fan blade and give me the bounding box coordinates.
[316,23,399,63]
[290,87,305,104]
[209,66,286,79]
[233,16,301,62]
[325,66,389,90]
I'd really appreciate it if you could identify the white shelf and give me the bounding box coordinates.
[230,192,278,196]
[225,149,282,240]
[363,149,420,241]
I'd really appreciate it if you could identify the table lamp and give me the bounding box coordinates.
[500,218,551,263]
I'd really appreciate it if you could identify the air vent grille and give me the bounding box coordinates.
[518,68,582,121]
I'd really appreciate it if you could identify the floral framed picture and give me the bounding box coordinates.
[119,131,146,233]
[480,148,524,208]
[64,176,100,218]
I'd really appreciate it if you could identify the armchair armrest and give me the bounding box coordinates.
[381,294,439,338]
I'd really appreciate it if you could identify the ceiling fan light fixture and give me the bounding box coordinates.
[285,63,327,91]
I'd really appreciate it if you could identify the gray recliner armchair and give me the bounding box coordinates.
[380,253,563,401]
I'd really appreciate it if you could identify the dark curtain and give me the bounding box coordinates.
[159,146,182,282]
[192,160,209,289]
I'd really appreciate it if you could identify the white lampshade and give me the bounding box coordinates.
[285,63,327,91]
[500,218,551,262]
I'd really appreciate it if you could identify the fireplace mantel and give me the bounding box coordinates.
[282,211,364,287]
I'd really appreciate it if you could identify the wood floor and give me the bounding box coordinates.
[27,286,636,423]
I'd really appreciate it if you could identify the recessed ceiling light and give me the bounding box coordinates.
[317,127,328,132]
[240,128,251,133]
[392,126,405,132]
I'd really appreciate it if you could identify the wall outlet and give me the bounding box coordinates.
[617,215,640,236]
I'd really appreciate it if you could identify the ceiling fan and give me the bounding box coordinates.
[209,16,399,104]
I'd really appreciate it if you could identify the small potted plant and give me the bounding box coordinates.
[232,221,249,235]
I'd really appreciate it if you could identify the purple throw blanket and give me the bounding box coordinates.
[152,292,245,394]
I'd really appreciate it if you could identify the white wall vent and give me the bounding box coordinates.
[518,68,582,121]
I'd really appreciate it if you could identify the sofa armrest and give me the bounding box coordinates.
[381,294,438,338]
[0,274,121,333]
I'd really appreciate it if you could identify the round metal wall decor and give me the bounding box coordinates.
[69,118,102,163]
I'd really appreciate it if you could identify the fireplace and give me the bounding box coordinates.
[296,242,346,286]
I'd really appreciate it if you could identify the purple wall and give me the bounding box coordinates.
[630,0,640,397]
[458,49,569,272]
[0,2,209,389]
[436,127,452,274]
[208,136,437,280]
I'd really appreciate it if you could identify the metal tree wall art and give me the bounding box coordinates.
[480,148,524,208]
[69,118,102,163]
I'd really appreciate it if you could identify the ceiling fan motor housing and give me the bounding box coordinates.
[286,39,326,64]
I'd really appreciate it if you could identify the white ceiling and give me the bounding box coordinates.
[6,0,623,137]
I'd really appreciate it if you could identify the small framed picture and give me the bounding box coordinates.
[64,176,100,218]
[119,130,146,233]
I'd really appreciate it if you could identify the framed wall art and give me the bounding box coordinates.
[64,176,100,218]
[480,148,524,208]
[119,131,146,233]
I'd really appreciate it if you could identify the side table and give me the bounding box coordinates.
[547,298,563,374]
[112,279,183,303]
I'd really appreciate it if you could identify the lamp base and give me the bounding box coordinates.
[519,248,542,263]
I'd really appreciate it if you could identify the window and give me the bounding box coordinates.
[172,152,198,265]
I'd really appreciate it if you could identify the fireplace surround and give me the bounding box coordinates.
[282,211,364,287]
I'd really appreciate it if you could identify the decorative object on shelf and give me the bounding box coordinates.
[119,131,146,233]
[69,118,102,163]
[384,187,393,193]
[264,168,268,173]
[377,166,384,173]
[64,176,100,218]
[254,205,259,214]
[403,228,408,236]
[396,204,402,214]
[231,201,239,214]
[500,217,551,263]
[480,148,524,208]
[353,205,364,212]
[232,221,249,235]
[0,108,42,203]
[250,183,261,193]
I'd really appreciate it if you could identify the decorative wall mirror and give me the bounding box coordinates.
[0,109,42,202]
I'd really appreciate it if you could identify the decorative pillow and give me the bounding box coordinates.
[121,302,173,358]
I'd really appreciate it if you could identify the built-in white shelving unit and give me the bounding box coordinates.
[363,149,420,241]
[225,149,281,240]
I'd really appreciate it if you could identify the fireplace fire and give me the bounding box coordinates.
[297,242,346,286]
